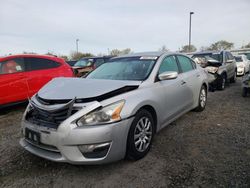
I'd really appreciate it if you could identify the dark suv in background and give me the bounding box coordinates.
[191,51,237,90]
[73,56,114,77]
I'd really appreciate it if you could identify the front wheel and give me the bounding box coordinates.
[194,85,207,112]
[126,109,155,160]
[230,71,237,83]
[217,74,226,90]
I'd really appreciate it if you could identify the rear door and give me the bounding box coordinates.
[176,55,201,108]
[0,58,28,105]
[24,57,61,97]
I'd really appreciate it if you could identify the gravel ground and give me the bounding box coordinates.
[0,78,250,188]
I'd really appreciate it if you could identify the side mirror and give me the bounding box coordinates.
[158,71,178,81]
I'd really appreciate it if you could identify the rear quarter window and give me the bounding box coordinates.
[25,57,60,71]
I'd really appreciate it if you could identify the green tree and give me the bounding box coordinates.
[209,40,234,51]
[69,51,94,60]
[180,45,197,53]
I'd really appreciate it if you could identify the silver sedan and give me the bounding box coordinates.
[20,52,208,164]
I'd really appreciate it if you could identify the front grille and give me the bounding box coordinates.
[26,99,78,129]
[25,138,59,152]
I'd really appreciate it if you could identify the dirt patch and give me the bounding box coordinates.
[1,79,250,187]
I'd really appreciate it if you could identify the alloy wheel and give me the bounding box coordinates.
[134,117,153,152]
[200,88,206,108]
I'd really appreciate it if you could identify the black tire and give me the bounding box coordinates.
[126,109,155,160]
[230,71,236,83]
[242,87,248,97]
[194,85,207,112]
[217,74,226,90]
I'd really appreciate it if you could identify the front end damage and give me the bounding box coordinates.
[20,78,139,164]
[193,57,222,91]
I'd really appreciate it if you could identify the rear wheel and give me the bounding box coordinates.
[194,85,207,112]
[126,109,154,160]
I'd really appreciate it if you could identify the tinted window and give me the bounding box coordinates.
[0,58,25,75]
[25,57,60,71]
[94,59,105,67]
[177,55,194,73]
[235,56,243,62]
[159,56,179,74]
[228,52,234,60]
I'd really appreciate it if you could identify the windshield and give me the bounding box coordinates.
[243,53,250,60]
[192,53,222,62]
[86,57,157,81]
[74,59,93,67]
[235,56,243,62]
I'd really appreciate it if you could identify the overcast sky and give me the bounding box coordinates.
[1,0,250,56]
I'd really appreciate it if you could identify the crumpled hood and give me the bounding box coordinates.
[38,77,141,101]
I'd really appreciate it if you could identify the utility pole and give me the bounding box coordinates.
[189,12,194,52]
[76,39,79,53]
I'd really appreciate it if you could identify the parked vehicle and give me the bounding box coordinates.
[73,56,114,77]
[66,60,77,67]
[0,54,74,107]
[20,52,208,164]
[191,51,237,90]
[242,73,250,97]
[238,52,250,60]
[234,55,250,76]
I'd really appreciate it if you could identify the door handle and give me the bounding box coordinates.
[181,80,186,85]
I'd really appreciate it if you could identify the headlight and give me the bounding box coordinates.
[77,100,125,126]
[205,66,219,74]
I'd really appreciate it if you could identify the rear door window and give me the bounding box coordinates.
[25,57,60,71]
[176,55,194,73]
[0,58,25,75]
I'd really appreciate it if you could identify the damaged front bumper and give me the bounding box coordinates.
[19,96,134,164]
[20,117,134,164]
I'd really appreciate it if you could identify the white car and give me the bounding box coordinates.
[234,55,250,76]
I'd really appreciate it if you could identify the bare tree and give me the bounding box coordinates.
[158,45,169,52]
[69,51,94,60]
[209,40,234,51]
[180,45,197,53]
[110,48,132,56]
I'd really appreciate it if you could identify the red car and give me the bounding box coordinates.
[0,54,74,107]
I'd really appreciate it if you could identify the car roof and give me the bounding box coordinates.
[80,55,114,60]
[0,54,61,61]
[113,51,177,58]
